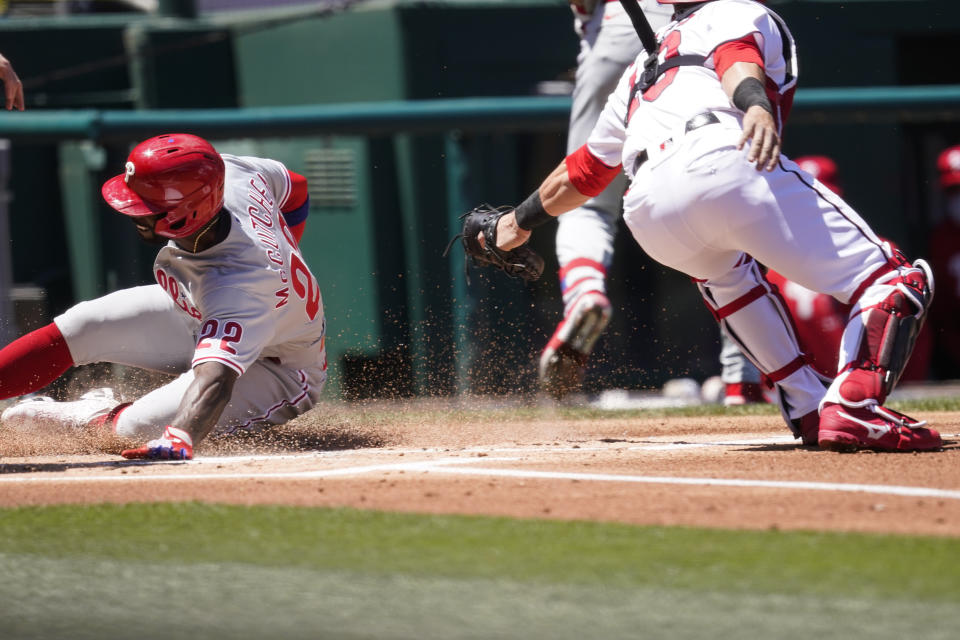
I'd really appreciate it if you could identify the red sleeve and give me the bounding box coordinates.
[281,170,309,244]
[715,36,793,130]
[286,222,306,245]
[282,171,309,212]
[714,35,764,80]
[565,144,622,198]
[773,83,795,129]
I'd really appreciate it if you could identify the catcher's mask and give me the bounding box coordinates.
[102,133,225,239]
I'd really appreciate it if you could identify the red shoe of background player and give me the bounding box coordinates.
[723,382,768,406]
[121,426,194,460]
[818,402,941,452]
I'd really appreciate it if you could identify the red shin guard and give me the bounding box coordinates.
[837,260,933,405]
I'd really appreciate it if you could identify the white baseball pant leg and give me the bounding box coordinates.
[56,285,196,374]
[55,284,326,440]
[625,124,891,425]
[695,256,822,426]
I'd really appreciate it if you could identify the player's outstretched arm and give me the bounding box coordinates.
[121,361,238,460]
[721,61,780,172]
[492,159,595,252]
[168,361,238,444]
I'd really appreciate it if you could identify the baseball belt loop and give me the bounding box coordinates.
[633,111,720,172]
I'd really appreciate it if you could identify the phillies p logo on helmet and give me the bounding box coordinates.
[101,133,225,239]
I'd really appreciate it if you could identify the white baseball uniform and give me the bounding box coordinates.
[55,154,327,439]
[575,0,902,427]
[556,0,672,312]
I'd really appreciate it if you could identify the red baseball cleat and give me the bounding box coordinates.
[818,402,941,452]
[723,382,768,406]
[121,426,194,460]
[539,291,612,399]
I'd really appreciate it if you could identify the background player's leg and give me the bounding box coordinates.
[546,203,616,397]
[541,3,671,398]
[542,32,634,397]
[718,331,766,405]
[114,359,327,442]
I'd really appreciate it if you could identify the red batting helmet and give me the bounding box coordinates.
[102,133,225,239]
[795,155,843,197]
[937,145,960,189]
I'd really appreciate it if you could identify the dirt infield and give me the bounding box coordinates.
[2,406,959,537]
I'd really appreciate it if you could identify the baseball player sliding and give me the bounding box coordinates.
[0,134,327,460]
[454,0,939,451]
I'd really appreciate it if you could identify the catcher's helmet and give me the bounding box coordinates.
[795,155,843,197]
[102,133,225,239]
[937,145,960,189]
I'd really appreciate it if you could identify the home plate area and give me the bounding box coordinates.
[2,414,960,537]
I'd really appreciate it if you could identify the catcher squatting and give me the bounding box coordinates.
[451,0,938,452]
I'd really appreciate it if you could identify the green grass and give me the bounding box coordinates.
[3,398,958,638]
[1,504,959,639]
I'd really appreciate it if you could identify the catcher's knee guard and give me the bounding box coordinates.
[697,257,827,432]
[826,259,933,408]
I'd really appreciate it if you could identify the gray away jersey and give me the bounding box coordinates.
[152,154,326,376]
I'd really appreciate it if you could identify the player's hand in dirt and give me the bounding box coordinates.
[738,105,780,172]
[121,426,194,460]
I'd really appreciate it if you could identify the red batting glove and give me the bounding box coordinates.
[121,426,194,460]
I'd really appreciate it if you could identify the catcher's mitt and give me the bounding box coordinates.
[444,205,545,282]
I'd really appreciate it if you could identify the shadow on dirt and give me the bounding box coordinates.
[739,438,960,453]
[0,422,394,465]
[204,425,391,456]
[0,459,166,474]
